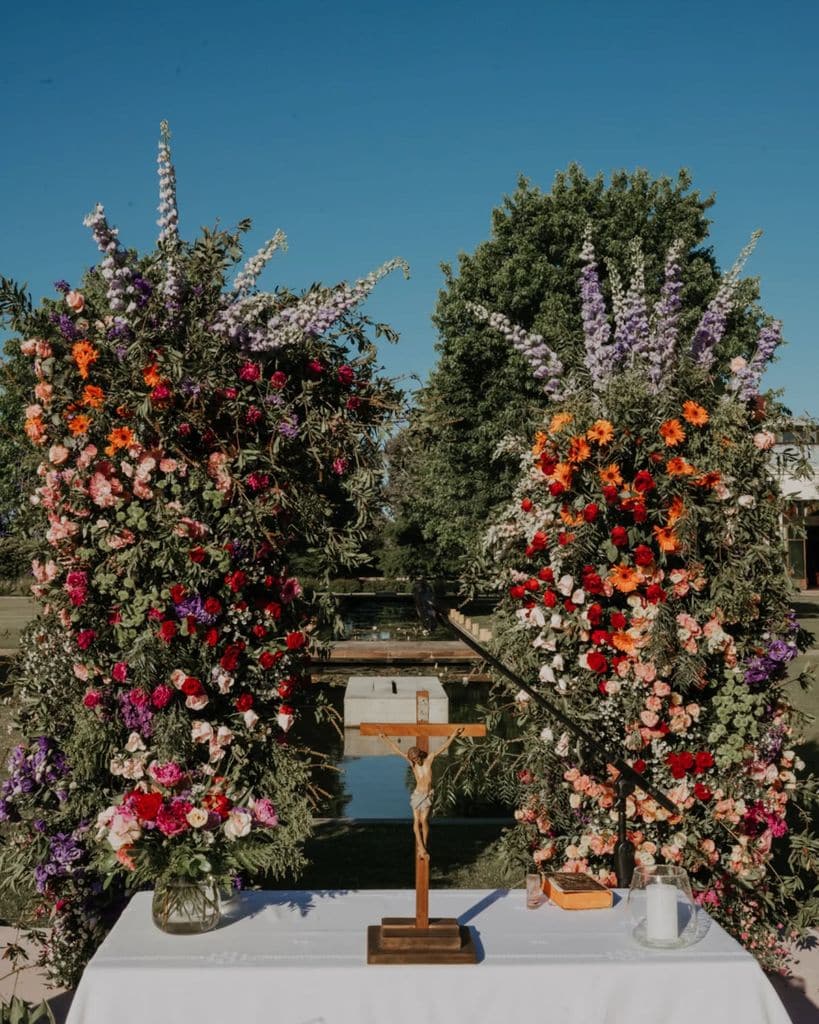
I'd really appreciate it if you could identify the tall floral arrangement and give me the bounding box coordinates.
[0,124,405,985]
[463,228,817,971]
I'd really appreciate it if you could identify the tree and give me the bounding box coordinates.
[388,165,763,578]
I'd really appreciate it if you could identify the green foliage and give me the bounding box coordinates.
[386,166,765,577]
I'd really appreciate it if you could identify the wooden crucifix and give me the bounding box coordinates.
[359,689,486,964]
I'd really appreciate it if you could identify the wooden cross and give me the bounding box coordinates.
[359,689,486,964]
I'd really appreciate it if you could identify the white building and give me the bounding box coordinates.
[776,424,819,590]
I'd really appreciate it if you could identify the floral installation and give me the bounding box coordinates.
[462,228,817,971]
[0,123,405,985]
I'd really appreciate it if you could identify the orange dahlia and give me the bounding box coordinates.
[72,340,99,380]
[659,419,685,446]
[532,431,549,457]
[682,400,709,426]
[106,426,136,454]
[143,363,163,387]
[667,496,685,525]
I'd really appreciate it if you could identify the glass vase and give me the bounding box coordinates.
[627,864,698,948]
[152,876,221,935]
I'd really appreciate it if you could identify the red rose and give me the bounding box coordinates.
[222,386,238,400]
[337,364,356,386]
[205,627,219,647]
[264,601,282,619]
[610,612,627,630]
[633,545,654,566]
[542,590,557,608]
[307,358,324,377]
[631,501,647,524]
[539,455,556,475]
[509,585,526,600]
[151,684,174,709]
[252,624,267,638]
[286,631,307,651]
[181,676,203,696]
[645,584,667,604]
[558,532,573,547]
[530,531,548,551]
[225,570,247,592]
[602,485,618,504]
[611,525,628,547]
[132,792,163,822]
[586,651,608,674]
[220,644,243,671]
[633,470,655,493]
[694,751,715,774]
[583,502,599,522]
[563,599,576,613]
[189,546,206,564]
[582,572,604,595]
[239,360,261,382]
[549,482,565,497]
[169,584,186,604]
[525,578,539,592]
[235,693,254,712]
[591,629,611,646]
[521,498,533,512]
[632,759,647,774]
[76,629,96,650]
[158,621,177,643]
[346,396,361,411]
[259,651,277,670]
[203,597,222,616]
[269,370,288,389]
[693,782,713,802]
[587,603,603,625]
[203,792,231,820]
[278,679,294,698]
[538,567,554,583]
[83,690,102,709]
[666,751,695,779]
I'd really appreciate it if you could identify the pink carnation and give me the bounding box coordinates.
[112,662,128,684]
[149,761,185,787]
[151,684,174,709]
[83,690,102,708]
[156,799,192,837]
[76,629,96,650]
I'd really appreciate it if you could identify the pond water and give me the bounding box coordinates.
[305,677,510,820]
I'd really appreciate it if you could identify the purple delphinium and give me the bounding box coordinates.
[579,228,614,388]
[616,240,650,361]
[83,203,136,316]
[233,231,287,296]
[647,240,683,388]
[731,321,783,401]
[49,311,79,341]
[690,232,760,368]
[467,303,565,399]
[54,280,71,294]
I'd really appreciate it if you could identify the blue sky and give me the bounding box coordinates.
[2,0,817,413]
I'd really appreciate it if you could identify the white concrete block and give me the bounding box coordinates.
[343,675,448,728]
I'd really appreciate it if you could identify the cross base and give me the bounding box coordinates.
[367,918,478,964]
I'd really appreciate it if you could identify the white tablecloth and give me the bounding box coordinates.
[66,888,792,1024]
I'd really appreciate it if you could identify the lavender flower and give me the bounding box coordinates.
[690,231,761,368]
[467,303,564,398]
[579,228,614,388]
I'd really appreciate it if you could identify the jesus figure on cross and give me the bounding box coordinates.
[379,728,464,858]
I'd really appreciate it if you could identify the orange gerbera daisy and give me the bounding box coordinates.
[682,400,709,426]
[532,431,548,457]
[68,414,91,436]
[550,462,574,489]
[667,496,685,525]
[666,457,696,476]
[143,363,163,387]
[611,631,637,654]
[82,384,105,409]
[549,412,573,434]
[72,340,99,380]
[599,463,623,486]
[693,470,721,489]
[659,418,686,447]
[608,564,643,594]
[567,435,591,464]
[653,525,680,552]
[587,419,614,445]
[560,505,584,527]
[106,426,136,454]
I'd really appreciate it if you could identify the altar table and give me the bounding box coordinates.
[66,888,792,1024]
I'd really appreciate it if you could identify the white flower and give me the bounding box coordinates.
[555,733,570,757]
[224,810,252,841]
[185,694,210,711]
[552,654,564,671]
[186,808,209,828]
[538,664,556,684]
[243,709,259,730]
[276,710,295,733]
[550,613,563,629]
[737,494,757,509]
[515,689,531,703]
[540,726,554,742]
[557,574,574,596]
[729,356,748,372]
[570,588,586,605]
[125,732,146,753]
[191,720,214,744]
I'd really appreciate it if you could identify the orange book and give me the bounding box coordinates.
[541,872,613,910]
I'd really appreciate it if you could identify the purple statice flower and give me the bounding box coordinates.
[467,303,564,399]
[174,593,218,625]
[690,231,760,368]
[232,230,287,296]
[54,280,71,294]
[117,691,153,738]
[83,202,137,316]
[579,228,614,388]
[279,414,300,439]
[647,240,683,388]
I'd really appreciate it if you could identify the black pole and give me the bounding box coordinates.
[419,591,677,886]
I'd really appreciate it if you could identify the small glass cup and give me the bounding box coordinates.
[525,873,543,909]
[627,864,698,948]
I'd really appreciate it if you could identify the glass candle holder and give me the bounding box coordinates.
[627,864,698,948]
[525,873,543,909]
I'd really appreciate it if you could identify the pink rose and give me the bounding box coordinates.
[753,431,775,451]
[49,445,70,466]
[65,291,85,313]
[252,798,279,827]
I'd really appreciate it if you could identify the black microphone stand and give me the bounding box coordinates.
[418,588,678,888]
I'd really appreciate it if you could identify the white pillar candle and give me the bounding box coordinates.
[646,882,678,942]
